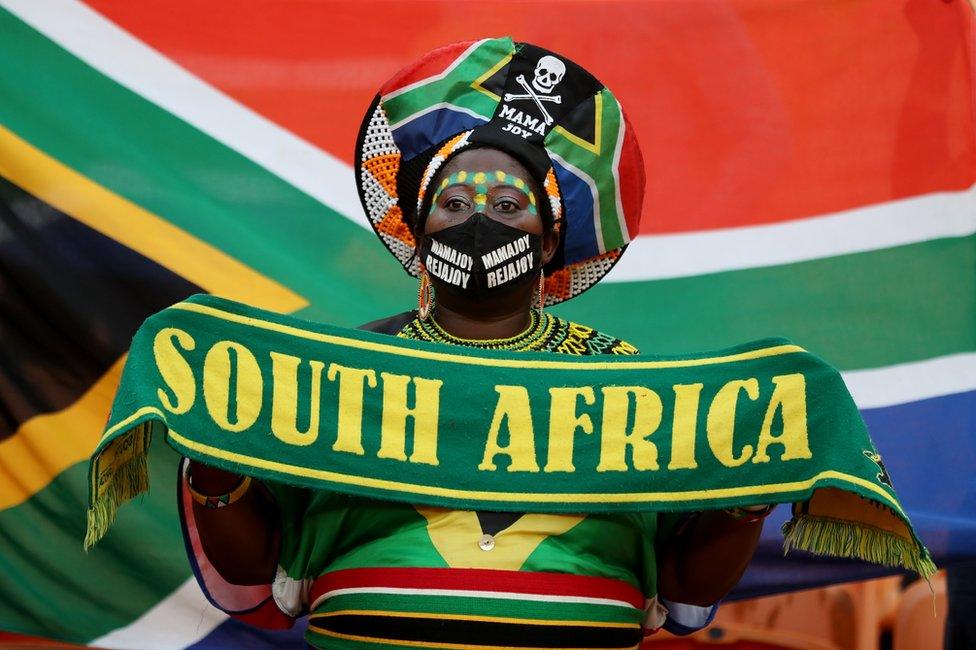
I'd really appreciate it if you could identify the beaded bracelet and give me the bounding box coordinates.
[724,504,774,523]
[186,470,252,509]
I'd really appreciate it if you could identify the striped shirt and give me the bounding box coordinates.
[179,313,718,648]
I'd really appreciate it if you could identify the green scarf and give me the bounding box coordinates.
[85,294,934,577]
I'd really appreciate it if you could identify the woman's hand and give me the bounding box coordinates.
[656,506,772,606]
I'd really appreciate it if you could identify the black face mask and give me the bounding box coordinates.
[420,213,542,298]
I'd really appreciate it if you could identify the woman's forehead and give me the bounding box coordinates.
[434,170,536,201]
[441,148,532,180]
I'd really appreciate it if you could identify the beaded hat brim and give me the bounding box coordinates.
[355,37,645,306]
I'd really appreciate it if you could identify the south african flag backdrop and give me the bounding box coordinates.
[1,1,974,648]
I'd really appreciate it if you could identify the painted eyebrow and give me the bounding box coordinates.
[430,170,538,215]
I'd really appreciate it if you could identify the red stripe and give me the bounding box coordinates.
[310,567,645,610]
[618,111,645,241]
[88,0,976,234]
[229,598,295,630]
[380,40,478,96]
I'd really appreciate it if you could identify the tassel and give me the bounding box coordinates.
[782,514,936,579]
[84,428,151,549]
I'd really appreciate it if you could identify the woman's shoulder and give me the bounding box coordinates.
[357,311,418,334]
[542,313,640,356]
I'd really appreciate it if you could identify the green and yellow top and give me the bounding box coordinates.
[178,310,709,649]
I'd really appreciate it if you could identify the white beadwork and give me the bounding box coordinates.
[379,232,417,271]
[416,131,473,217]
[544,179,563,224]
[361,104,397,159]
[360,169,396,225]
[543,251,621,306]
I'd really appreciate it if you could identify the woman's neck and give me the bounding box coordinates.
[430,284,534,340]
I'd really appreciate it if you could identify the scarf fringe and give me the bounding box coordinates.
[782,514,936,579]
[84,447,149,550]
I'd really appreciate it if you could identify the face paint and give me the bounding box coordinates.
[428,170,538,217]
[421,170,542,297]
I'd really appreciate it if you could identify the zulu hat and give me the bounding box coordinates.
[355,37,645,305]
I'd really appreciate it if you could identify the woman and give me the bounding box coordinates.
[181,38,771,649]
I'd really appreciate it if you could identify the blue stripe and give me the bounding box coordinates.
[551,158,599,263]
[860,388,976,559]
[391,107,486,160]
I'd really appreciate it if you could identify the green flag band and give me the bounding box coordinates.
[85,294,934,577]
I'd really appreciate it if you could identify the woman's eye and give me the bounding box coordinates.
[444,197,469,211]
[495,199,520,213]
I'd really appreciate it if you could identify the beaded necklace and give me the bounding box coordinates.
[396,310,639,356]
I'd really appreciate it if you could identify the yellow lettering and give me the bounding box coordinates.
[544,386,595,472]
[706,378,757,467]
[669,383,703,470]
[597,386,661,472]
[269,352,324,446]
[378,372,442,465]
[203,341,263,432]
[153,327,196,415]
[479,385,540,472]
[753,373,812,463]
[326,363,377,456]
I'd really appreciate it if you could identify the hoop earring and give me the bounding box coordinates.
[533,272,546,317]
[418,266,434,321]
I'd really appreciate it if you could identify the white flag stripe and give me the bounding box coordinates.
[607,184,976,282]
[842,352,976,411]
[5,4,971,648]
[2,0,368,229]
[6,0,976,284]
[91,578,227,650]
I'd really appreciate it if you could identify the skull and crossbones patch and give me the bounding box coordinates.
[497,54,569,138]
[480,44,602,146]
[531,55,567,94]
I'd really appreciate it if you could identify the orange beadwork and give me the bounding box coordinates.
[376,206,415,247]
[543,168,563,228]
[363,153,401,198]
[415,131,473,218]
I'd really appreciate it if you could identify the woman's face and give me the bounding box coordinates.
[424,148,559,265]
